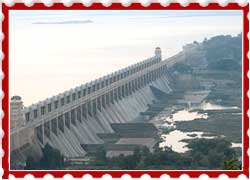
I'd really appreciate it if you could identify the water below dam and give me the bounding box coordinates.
[151,102,241,153]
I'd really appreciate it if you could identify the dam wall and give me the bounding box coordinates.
[10,48,186,160]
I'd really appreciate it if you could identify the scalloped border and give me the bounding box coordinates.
[1,2,249,179]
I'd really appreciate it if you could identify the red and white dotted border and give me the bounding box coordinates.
[1,1,249,179]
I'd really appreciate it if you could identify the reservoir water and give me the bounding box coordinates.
[193,102,239,110]
[160,130,216,153]
[165,109,208,122]
[154,102,241,153]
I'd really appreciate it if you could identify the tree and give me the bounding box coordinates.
[123,155,137,169]
[193,41,199,45]
[187,139,239,169]
[94,139,240,170]
[141,146,150,157]
[208,59,241,71]
[24,156,37,170]
[94,146,107,165]
[133,146,141,162]
[39,143,64,169]
[224,156,241,170]
[172,63,193,74]
[204,34,242,65]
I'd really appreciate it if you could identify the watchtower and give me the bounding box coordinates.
[155,47,162,59]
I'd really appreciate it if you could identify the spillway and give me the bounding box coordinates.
[10,47,186,167]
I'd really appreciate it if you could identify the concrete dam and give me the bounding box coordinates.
[10,47,187,165]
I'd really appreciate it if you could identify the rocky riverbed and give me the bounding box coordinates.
[150,98,242,157]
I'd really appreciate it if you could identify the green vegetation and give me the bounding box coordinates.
[25,156,37,170]
[224,156,241,170]
[94,146,107,165]
[203,34,242,65]
[25,144,64,170]
[194,71,231,80]
[172,63,193,74]
[195,33,242,82]
[161,128,174,135]
[187,138,237,169]
[208,58,241,71]
[87,139,240,170]
[194,34,242,106]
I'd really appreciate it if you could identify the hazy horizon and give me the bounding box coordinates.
[9,10,242,106]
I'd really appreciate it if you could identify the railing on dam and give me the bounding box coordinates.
[10,48,186,147]
[23,55,161,121]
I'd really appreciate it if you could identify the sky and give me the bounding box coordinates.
[9,10,243,106]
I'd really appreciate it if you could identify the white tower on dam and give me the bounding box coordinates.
[155,47,162,58]
[10,96,25,129]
